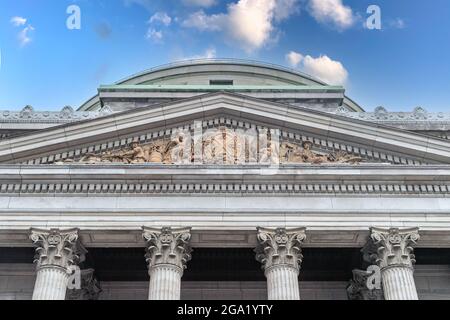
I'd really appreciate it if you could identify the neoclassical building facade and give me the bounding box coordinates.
[0,60,450,300]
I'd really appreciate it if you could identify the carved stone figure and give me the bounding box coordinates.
[122,142,147,163]
[280,142,304,163]
[300,141,329,164]
[259,140,280,164]
[148,145,164,163]
[279,141,362,164]
[101,150,126,163]
[76,141,167,164]
[63,130,363,165]
[328,151,362,164]
[245,129,258,163]
[168,132,191,164]
[202,127,242,164]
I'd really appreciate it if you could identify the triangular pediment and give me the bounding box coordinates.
[0,92,449,165]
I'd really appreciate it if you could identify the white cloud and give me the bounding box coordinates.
[182,10,223,31]
[10,16,27,26]
[274,0,300,22]
[226,0,277,52]
[286,51,303,67]
[184,47,217,60]
[182,0,299,52]
[123,0,153,11]
[149,12,172,26]
[390,18,406,29]
[146,12,172,43]
[308,0,355,30]
[11,16,34,47]
[182,0,217,7]
[285,51,348,85]
[146,28,163,42]
[18,25,34,47]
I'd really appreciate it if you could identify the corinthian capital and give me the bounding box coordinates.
[255,227,306,273]
[142,226,192,273]
[364,227,420,269]
[29,228,83,272]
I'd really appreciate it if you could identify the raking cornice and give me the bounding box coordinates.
[0,92,449,164]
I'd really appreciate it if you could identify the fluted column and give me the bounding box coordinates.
[30,228,83,300]
[364,227,420,300]
[142,226,192,300]
[255,227,306,300]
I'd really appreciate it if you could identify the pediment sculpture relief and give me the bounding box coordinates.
[280,141,362,164]
[73,140,178,164]
[60,127,362,165]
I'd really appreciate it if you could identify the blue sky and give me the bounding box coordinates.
[0,0,449,112]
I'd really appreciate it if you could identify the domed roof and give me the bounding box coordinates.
[78,59,363,112]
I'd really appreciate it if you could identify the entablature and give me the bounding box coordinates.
[1,164,450,197]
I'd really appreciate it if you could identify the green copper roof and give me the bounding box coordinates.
[98,84,345,93]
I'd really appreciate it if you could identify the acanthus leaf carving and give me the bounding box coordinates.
[363,227,420,269]
[29,228,83,272]
[255,227,306,273]
[142,226,192,274]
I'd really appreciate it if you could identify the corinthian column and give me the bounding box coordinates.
[30,228,83,300]
[142,226,192,300]
[255,227,306,300]
[364,227,420,300]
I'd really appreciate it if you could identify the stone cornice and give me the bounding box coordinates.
[2,229,450,249]
[0,106,112,124]
[0,93,449,164]
[337,106,450,124]
[1,182,449,196]
[2,164,450,180]
[0,165,449,197]
[1,165,449,195]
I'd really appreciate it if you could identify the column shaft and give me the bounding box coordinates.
[142,226,192,301]
[364,227,420,300]
[382,266,418,300]
[266,265,300,300]
[255,227,306,301]
[30,228,83,301]
[148,264,182,300]
[32,267,69,300]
